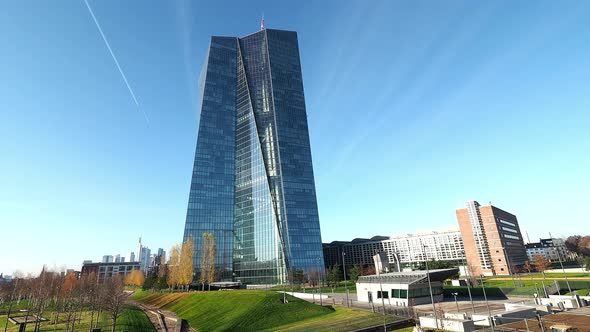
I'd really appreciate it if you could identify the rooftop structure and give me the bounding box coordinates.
[356,268,459,306]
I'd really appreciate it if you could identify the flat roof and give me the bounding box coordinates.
[357,268,459,285]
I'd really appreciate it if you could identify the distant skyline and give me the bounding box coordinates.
[2,1,590,274]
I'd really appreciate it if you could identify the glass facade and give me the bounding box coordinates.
[183,29,324,284]
[183,37,237,281]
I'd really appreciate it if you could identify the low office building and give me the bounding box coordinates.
[81,261,140,281]
[355,268,459,306]
[526,238,568,262]
[324,230,465,271]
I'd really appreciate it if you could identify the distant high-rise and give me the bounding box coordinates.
[456,200,527,276]
[139,247,151,273]
[102,255,113,263]
[183,27,324,284]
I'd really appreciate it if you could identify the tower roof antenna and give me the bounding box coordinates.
[260,14,265,30]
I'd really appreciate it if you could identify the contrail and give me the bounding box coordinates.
[83,0,149,123]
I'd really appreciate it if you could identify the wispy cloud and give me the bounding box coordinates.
[83,0,149,123]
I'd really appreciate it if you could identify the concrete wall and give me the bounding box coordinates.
[419,316,475,332]
[494,308,536,325]
[277,291,329,300]
[472,314,493,327]
[543,295,581,309]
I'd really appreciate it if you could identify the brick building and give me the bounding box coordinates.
[456,200,527,276]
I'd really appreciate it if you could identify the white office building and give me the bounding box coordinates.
[341,230,465,268]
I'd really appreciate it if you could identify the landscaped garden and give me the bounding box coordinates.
[132,290,402,331]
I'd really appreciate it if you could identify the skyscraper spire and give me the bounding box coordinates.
[260,15,265,30]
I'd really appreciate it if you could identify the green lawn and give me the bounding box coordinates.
[444,274,590,297]
[0,305,155,332]
[273,281,358,294]
[566,289,590,296]
[273,306,399,331]
[133,290,400,332]
[490,272,590,279]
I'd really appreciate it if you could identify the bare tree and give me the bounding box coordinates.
[32,267,55,332]
[102,275,126,332]
[60,272,78,332]
[533,254,552,278]
[522,261,533,275]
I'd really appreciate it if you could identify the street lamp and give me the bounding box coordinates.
[501,247,516,288]
[342,251,350,307]
[461,250,476,314]
[480,274,495,332]
[550,232,572,294]
[421,243,438,330]
[451,292,459,313]
[318,256,323,306]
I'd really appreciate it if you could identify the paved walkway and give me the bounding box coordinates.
[127,294,194,332]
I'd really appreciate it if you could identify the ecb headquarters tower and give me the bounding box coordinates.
[183,26,324,285]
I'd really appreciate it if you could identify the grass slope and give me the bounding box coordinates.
[133,290,399,331]
[273,306,399,331]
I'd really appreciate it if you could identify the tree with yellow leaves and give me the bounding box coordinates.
[199,233,216,291]
[178,238,195,291]
[167,244,181,290]
[124,269,145,287]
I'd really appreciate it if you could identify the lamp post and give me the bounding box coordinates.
[480,274,495,332]
[461,250,476,314]
[318,256,323,306]
[502,247,517,288]
[342,251,350,307]
[421,243,438,330]
[451,292,459,313]
[550,232,572,294]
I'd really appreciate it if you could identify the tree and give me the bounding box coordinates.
[199,233,216,290]
[363,265,376,276]
[578,236,590,257]
[349,265,361,283]
[583,257,590,272]
[167,244,181,290]
[533,254,551,277]
[307,267,319,287]
[102,275,126,332]
[124,270,145,287]
[522,261,533,274]
[326,264,341,290]
[179,238,195,291]
[565,235,582,254]
[427,259,453,270]
[142,274,157,291]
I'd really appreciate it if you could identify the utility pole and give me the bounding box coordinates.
[422,243,438,330]
[451,292,459,312]
[550,232,572,294]
[318,256,323,306]
[502,247,516,288]
[462,251,476,314]
[342,251,350,307]
[480,274,495,332]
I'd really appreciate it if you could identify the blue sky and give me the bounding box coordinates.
[1,1,589,275]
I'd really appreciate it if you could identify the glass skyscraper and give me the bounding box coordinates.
[183,28,324,285]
